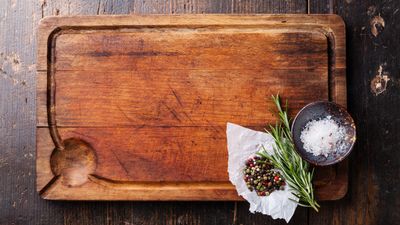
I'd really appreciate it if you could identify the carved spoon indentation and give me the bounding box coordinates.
[50,138,97,187]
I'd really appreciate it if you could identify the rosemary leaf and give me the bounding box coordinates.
[261,95,320,212]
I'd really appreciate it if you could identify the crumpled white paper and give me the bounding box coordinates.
[226,122,298,223]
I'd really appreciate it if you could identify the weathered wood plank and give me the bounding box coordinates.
[337,0,400,224]
[309,0,332,14]
[37,126,234,184]
[36,28,328,127]
[36,67,327,127]
[231,0,307,14]
[234,201,308,225]
[53,32,327,72]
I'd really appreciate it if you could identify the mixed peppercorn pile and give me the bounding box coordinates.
[243,156,285,196]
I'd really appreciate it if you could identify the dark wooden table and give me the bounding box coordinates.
[0,0,399,224]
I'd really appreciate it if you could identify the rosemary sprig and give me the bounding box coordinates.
[257,95,320,212]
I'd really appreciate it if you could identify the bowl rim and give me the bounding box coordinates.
[290,101,357,166]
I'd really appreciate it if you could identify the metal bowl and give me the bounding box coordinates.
[291,101,356,166]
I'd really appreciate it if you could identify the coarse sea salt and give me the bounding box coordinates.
[300,116,347,157]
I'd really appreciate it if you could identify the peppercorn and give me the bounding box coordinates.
[243,156,285,196]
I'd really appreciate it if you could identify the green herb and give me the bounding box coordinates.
[257,95,320,212]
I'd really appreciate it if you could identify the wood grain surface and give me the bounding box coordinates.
[36,15,346,201]
[1,0,399,224]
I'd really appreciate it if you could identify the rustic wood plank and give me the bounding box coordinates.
[37,126,235,184]
[40,0,308,15]
[309,0,333,14]
[36,29,329,127]
[53,32,327,72]
[235,201,309,225]
[37,67,327,127]
[105,201,236,224]
[40,0,135,16]
[231,0,307,14]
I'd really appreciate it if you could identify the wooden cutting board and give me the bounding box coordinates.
[36,15,347,200]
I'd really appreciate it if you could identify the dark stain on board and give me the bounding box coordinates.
[88,51,181,57]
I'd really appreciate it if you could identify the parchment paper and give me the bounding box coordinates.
[226,123,298,223]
